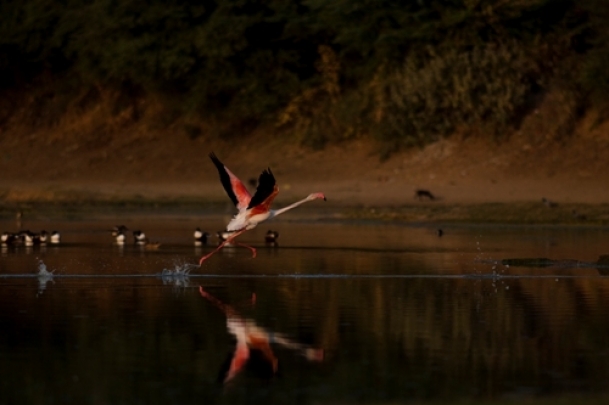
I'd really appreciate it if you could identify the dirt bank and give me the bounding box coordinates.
[2,110,609,223]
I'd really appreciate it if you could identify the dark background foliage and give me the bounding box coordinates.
[0,0,607,150]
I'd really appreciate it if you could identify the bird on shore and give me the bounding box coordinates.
[415,189,435,200]
[199,153,326,265]
[542,197,558,208]
[571,209,587,221]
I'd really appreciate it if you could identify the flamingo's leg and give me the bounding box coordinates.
[199,286,237,315]
[198,229,247,265]
[236,242,257,258]
[199,286,256,312]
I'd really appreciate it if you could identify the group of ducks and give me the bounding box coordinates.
[2,225,279,248]
[111,225,161,249]
[194,228,279,246]
[1,230,61,246]
[111,225,280,248]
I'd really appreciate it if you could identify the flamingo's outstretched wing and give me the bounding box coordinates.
[210,153,251,210]
[248,168,277,210]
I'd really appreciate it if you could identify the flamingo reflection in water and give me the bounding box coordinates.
[199,286,324,383]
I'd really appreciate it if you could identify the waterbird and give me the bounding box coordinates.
[1,231,17,245]
[199,153,326,265]
[217,230,232,242]
[50,231,61,244]
[39,230,48,244]
[114,230,127,245]
[22,230,35,246]
[144,241,162,250]
[133,230,147,245]
[111,225,129,237]
[194,228,211,244]
[216,230,236,247]
[132,229,161,249]
[265,230,279,244]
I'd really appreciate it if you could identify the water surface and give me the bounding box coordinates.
[1,217,609,405]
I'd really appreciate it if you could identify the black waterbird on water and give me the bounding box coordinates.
[50,231,61,244]
[194,228,211,245]
[265,230,279,244]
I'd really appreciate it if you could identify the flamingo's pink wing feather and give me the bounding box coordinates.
[210,153,251,210]
[225,167,252,210]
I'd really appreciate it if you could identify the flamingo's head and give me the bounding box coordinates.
[308,192,327,201]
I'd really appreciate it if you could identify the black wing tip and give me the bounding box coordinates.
[247,166,277,209]
[259,167,275,185]
[209,152,226,171]
[209,152,220,163]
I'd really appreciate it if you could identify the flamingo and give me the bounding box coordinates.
[199,153,326,265]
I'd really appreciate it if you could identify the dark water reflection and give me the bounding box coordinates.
[1,218,609,404]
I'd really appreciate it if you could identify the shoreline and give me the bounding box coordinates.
[3,133,609,224]
[1,190,607,226]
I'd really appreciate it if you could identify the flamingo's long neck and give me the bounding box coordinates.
[272,196,314,217]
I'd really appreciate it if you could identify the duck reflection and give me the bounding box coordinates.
[199,286,324,384]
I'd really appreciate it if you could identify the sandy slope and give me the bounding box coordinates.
[1,116,609,208]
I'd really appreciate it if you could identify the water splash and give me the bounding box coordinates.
[37,260,54,295]
[159,262,198,288]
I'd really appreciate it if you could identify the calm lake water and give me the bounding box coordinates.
[1,214,609,405]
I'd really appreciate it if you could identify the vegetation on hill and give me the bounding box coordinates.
[1,0,608,155]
